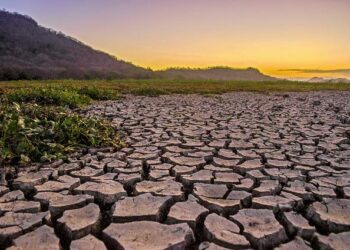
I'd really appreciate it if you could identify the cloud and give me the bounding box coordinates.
[278,68,350,74]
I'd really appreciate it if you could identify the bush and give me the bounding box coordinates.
[78,87,119,100]
[6,88,91,108]
[129,87,168,97]
[0,103,122,165]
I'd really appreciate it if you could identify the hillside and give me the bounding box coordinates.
[157,67,277,81]
[308,77,350,83]
[0,10,153,80]
[0,10,279,82]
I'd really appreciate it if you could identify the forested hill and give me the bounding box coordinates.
[0,10,153,80]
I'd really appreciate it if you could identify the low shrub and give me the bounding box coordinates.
[6,88,91,108]
[78,87,119,100]
[0,103,122,166]
[129,87,169,97]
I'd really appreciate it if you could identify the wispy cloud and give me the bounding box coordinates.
[278,68,350,74]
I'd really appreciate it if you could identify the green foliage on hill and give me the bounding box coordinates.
[0,10,153,80]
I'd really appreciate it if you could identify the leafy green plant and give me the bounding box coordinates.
[0,103,122,166]
[77,86,119,100]
[6,88,91,108]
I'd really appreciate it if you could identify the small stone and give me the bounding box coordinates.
[227,190,252,207]
[74,180,126,205]
[246,170,269,182]
[57,203,101,240]
[167,199,209,229]
[58,163,81,175]
[57,175,80,187]
[275,237,312,250]
[0,201,41,214]
[235,159,263,174]
[128,152,159,161]
[90,173,118,182]
[70,235,107,250]
[11,225,61,250]
[252,196,295,212]
[115,173,141,185]
[343,187,350,199]
[34,192,93,217]
[204,164,232,172]
[149,169,170,181]
[13,171,52,194]
[313,232,350,250]
[193,183,228,199]
[0,212,47,243]
[151,163,173,170]
[203,213,250,249]
[281,211,315,240]
[283,181,314,201]
[266,159,292,169]
[113,166,142,174]
[171,165,197,178]
[228,141,255,150]
[234,178,254,191]
[70,167,104,182]
[112,193,172,222]
[102,221,194,249]
[168,156,206,167]
[231,209,288,250]
[181,170,213,185]
[35,180,76,193]
[212,157,240,168]
[135,180,184,199]
[0,186,9,196]
[217,149,241,160]
[237,149,260,159]
[197,196,241,215]
[106,160,127,171]
[252,180,282,197]
[310,186,337,200]
[199,241,231,250]
[306,198,350,233]
[214,172,242,185]
[0,190,25,203]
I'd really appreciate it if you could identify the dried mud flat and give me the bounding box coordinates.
[2,91,350,250]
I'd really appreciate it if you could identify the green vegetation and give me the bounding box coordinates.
[1,79,350,97]
[0,102,122,166]
[4,86,119,108]
[0,86,121,166]
[6,88,90,108]
[78,87,119,100]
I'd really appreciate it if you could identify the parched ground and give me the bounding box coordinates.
[2,91,350,250]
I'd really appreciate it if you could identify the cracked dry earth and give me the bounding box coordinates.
[1,92,350,250]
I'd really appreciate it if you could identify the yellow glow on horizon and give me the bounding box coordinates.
[110,36,349,79]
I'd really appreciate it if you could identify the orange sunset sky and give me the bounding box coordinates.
[2,0,350,79]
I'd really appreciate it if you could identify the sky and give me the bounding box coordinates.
[1,0,350,79]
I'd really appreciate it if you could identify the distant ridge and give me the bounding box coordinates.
[0,10,152,80]
[157,67,277,81]
[308,77,350,83]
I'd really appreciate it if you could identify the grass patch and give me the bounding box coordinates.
[77,86,119,100]
[1,79,349,96]
[0,102,122,166]
[6,88,91,108]
[2,86,119,108]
